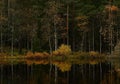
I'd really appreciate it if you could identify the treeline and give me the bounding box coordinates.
[0,0,120,54]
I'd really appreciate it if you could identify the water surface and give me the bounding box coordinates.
[0,58,120,84]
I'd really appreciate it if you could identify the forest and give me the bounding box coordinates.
[0,0,120,58]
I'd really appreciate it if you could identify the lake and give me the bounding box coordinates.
[0,58,120,84]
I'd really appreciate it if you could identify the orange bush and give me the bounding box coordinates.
[34,52,49,58]
[26,51,34,57]
[52,50,60,56]
[34,52,44,57]
[111,5,118,11]
[43,52,49,57]
[52,44,71,56]
[26,51,50,59]
[105,5,118,11]
[89,51,99,56]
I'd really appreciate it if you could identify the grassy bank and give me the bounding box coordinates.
[0,45,106,60]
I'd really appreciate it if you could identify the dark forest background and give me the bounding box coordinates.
[0,0,120,54]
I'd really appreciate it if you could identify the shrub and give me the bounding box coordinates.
[26,51,50,58]
[53,44,71,56]
[0,53,7,57]
[34,52,44,57]
[89,51,99,56]
[53,50,60,56]
[26,51,34,57]
[43,52,49,57]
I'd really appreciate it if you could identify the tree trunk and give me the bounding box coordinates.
[99,17,102,53]
[0,30,3,53]
[18,40,22,54]
[66,5,69,45]
[81,32,85,51]
[108,0,113,54]
[54,16,58,50]
[92,20,95,51]
[49,36,52,54]
[0,0,3,53]
[100,27,102,53]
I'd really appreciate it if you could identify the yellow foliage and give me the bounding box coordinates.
[34,52,49,58]
[53,44,71,56]
[89,51,99,56]
[105,5,118,11]
[43,52,49,57]
[58,44,71,55]
[0,53,6,57]
[34,52,44,57]
[26,51,49,58]
[75,16,87,20]
[111,6,118,11]
[52,50,60,56]
[26,51,34,57]
[80,52,89,56]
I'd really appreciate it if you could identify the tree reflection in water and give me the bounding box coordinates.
[0,59,120,84]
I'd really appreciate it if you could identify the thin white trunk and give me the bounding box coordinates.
[31,39,33,52]
[8,0,14,56]
[108,0,113,54]
[0,65,3,84]
[81,32,85,51]
[27,37,29,51]
[66,5,69,45]
[88,37,91,52]
[67,72,69,84]
[49,63,52,83]
[0,28,3,53]
[49,36,52,54]
[54,10,58,84]
[54,16,57,50]
[55,66,58,84]
[11,26,14,56]
[99,23,102,53]
[92,21,95,51]
[11,0,14,56]
[0,0,3,53]
[100,30,102,53]
[8,0,10,52]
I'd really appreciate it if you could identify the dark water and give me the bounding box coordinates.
[0,59,120,84]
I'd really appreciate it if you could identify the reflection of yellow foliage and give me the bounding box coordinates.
[26,60,33,65]
[26,60,49,65]
[53,44,71,56]
[89,51,99,56]
[89,60,98,65]
[34,60,48,65]
[54,62,71,72]
[100,72,115,84]
[0,53,7,57]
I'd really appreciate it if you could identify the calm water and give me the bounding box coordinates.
[0,58,120,84]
